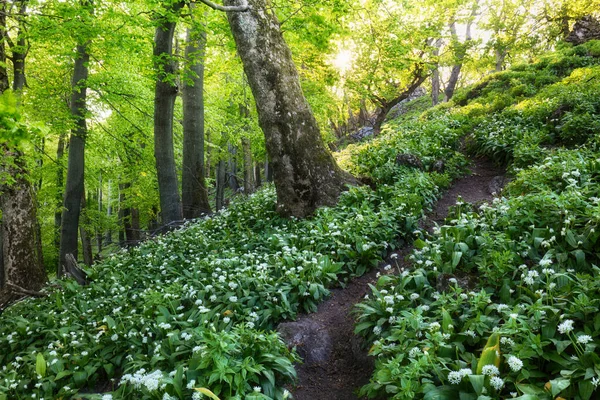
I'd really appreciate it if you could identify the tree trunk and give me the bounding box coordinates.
[11,0,27,92]
[96,174,102,254]
[227,143,239,191]
[215,160,226,211]
[0,0,8,93]
[372,70,428,135]
[1,148,47,293]
[254,163,262,188]
[182,24,211,219]
[105,179,112,244]
[225,0,356,217]
[153,1,184,227]
[205,129,212,179]
[79,193,93,266]
[495,49,506,72]
[432,38,442,106]
[265,159,273,182]
[242,137,254,194]
[54,133,66,253]
[444,4,476,102]
[59,40,90,276]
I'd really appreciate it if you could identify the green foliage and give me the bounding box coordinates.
[355,42,600,400]
[0,106,457,398]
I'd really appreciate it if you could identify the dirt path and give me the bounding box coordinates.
[287,156,505,400]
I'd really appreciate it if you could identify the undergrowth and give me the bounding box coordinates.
[355,41,600,400]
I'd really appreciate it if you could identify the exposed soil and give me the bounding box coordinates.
[288,156,505,400]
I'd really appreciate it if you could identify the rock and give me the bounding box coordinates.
[488,175,506,195]
[432,159,445,173]
[395,153,423,169]
[278,319,332,366]
[350,126,374,142]
[566,16,600,45]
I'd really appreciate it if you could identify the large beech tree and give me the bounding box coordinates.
[224,0,356,217]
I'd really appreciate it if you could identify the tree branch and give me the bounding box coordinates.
[196,0,249,12]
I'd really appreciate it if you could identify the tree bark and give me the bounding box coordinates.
[54,133,66,253]
[153,1,184,227]
[254,163,262,188]
[431,38,442,106]
[227,143,239,191]
[10,0,27,91]
[79,193,93,266]
[1,148,47,293]
[0,0,8,93]
[96,174,102,254]
[242,137,254,194]
[225,0,356,217]
[182,24,211,219]
[215,160,226,211]
[59,38,90,275]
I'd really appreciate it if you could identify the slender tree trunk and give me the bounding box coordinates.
[118,183,126,246]
[242,137,254,194]
[59,39,90,275]
[105,179,112,244]
[227,143,239,191]
[444,4,476,102]
[79,193,93,265]
[0,0,8,287]
[96,174,102,254]
[225,0,356,217]
[432,38,442,105]
[54,133,66,255]
[0,0,8,94]
[265,159,273,182]
[255,163,262,188]
[215,160,226,211]
[495,49,506,72]
[182,24,210,218]
[11,0,27,92]
[205,129,212,178]
[1,148,47,293]
[153,1,184,227]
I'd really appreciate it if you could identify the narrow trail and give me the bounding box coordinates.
[286,156,506,400]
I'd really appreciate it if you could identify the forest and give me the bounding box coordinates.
[1,0,600,399]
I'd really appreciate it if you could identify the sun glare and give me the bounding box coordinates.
[332,49,353,74]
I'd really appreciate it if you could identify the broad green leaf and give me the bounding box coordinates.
[36,353,47,378]
[468,374,485,395]
[195,388,221,400]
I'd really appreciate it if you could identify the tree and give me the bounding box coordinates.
[153,0,185,227]
[182,17,211,219]
[224,0,356,217]
[58,0,92,274]
[0,93,47,300]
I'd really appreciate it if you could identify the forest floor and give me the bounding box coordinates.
[288,156,506,400]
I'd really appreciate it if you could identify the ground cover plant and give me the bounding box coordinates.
[355,41,600,400]
[0,91,469,399]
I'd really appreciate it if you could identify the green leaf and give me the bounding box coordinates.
[36,353,47,378]
[451,251,463,268]
[578,380,594,400]
[104,315,116,329]
[468,374,485,395]
[423,385,459,400]
[195,388,221,400]
[549,378,570,396]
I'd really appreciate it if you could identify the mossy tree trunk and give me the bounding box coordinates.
[225,0,356,217]
[1,148,47,294]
